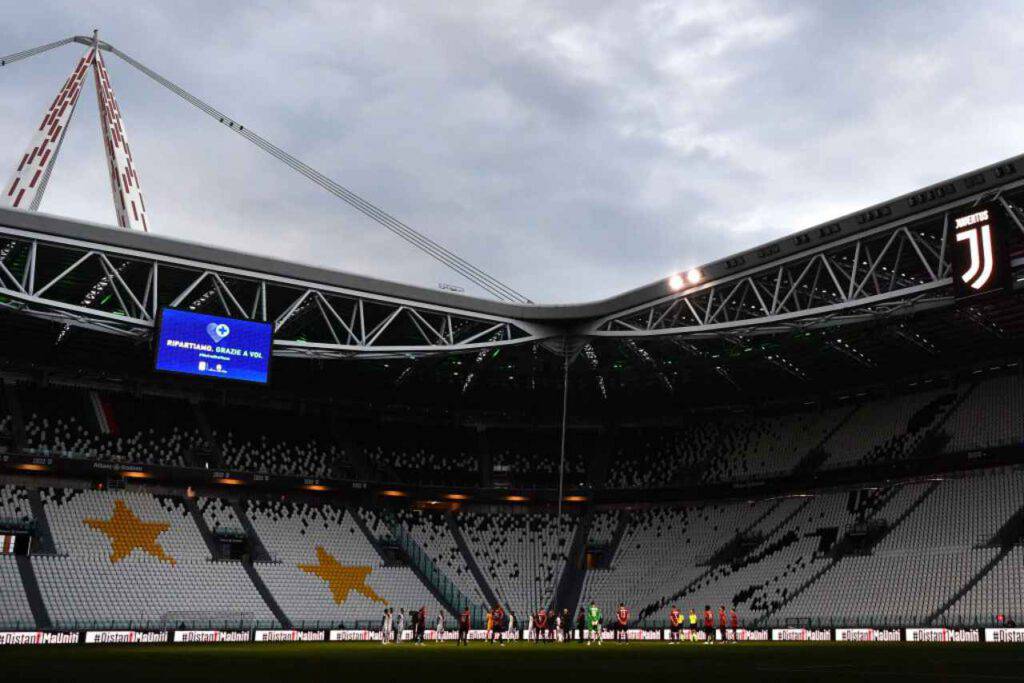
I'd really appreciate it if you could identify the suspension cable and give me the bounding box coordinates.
[557,339,570,519]
[0,37,76,67]
[105,44,532,304]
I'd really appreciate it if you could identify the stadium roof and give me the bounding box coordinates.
[3,152,1024,418]
[2,150,1023,326]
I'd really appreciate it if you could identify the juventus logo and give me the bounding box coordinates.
[954,209,996,290]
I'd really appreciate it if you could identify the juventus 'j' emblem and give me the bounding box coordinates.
[954,209,995,290]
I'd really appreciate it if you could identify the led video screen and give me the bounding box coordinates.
[155,309,272,384]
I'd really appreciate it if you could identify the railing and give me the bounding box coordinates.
[381,513,488,626]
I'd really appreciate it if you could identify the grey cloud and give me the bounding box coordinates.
[2,1,1023,303]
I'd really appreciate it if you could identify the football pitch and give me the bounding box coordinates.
[1,641,1020,682]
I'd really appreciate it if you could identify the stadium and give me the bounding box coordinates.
[3,17,1024,683]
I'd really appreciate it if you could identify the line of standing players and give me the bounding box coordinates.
[667,605,741,644]
[382,602,740,645]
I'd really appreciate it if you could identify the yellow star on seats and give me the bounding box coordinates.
[298,546,387,605]
[83,499,177,565]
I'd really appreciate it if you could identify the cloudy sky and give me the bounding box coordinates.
[2,1,1023,304]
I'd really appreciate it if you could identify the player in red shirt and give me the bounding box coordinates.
[492,606,506,646]
[703,605,714,645]
[534,607,547,643]
[668,605,681,643]
[729,607,739,642]
[718,606,727,644]
[615,603,629,642]
[458,608,470,646]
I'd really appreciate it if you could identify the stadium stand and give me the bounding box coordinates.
[362,423,479,486]
[198,496,246,536]
[219,431,344,479]
[0,414,12,449]
[246,499,447,627]
[20,385,198,467]
[488,427,587,489]
[606,408,848,488]
[456,510,576,619]
[3,374,1024,631]
[586,510,618,546]
[361,507,490,608]
[0,555,35,628]
[942,375,1024,453]
[776,469,1024,626]
[33,488,276,628]
[578,501,768,621]
[579,484,947,627]
[0,484,32,526]
[945,546,1024,625]
[820,388,959,470]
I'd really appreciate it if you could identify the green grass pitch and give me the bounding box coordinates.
[2,641,1018,682]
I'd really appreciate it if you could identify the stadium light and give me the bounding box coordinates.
[380,489,407,497]
[303,484,330,492]
[686,268,703,285]
[214,477,245,486]
[564,495,588,502]
[668,273,685,291]
[13,463,48,472]
[445,493,469,500]
[505,495,528,502]
[120,471,152,479]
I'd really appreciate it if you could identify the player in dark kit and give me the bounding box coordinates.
[668,605,681,643]
[492,606,506,646]
[547,609,557,642]
[703,606,714,645]
[533,607,547,643]
[615,603,629,642]
[458,608,470,646]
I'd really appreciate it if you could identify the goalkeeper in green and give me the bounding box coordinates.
[586,601,603,645]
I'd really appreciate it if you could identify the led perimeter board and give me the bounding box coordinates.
[155,309,272,384]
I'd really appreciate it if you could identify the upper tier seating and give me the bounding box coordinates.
[821,389,957,470]
[363,423,479,486]
[219,432,344,479]
[21,385,198,467]
[942,375,1024,453]
[607,408,848,489]
[34,488,275,628]
[489,427,588,489]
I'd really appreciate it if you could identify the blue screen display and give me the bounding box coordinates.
[155,309,272,384]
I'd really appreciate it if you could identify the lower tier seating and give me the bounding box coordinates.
[0,555,34,629]
[247,499,446,627]
[33,488,275,628]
